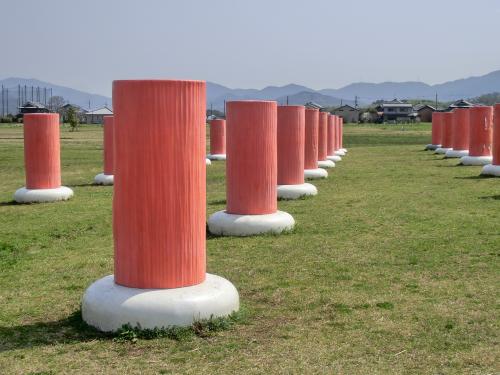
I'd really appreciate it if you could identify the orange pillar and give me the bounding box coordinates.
[113,80,206,289]
[445,108,470,157]
[493,104,500,165]
[468,106,493,156]
[23,113,61,189]
[430,112,443,147]
[339,117,344,150]
[304,108,319,169]
[277,106,305,185]
[103,116,114,175]
[436,112,454,153]
[318,112,328,161]
[226,101,277,214]
[208,119,226,159]
[327,114,336,156]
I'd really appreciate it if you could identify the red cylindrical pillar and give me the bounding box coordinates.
[317,112,328,161]
[468,106,493,157]
[493,104,500,165]
[103,116,114,175]
[112,80,206,289]
[226,101,277,215]
[431,112,443,145]
[209,119,226,155]
[451,109,470,151]
[340,117,344,149]
[334,117,340,151]
[304,108,319,169]
[327,114,336,156]
[441,112,454,148]
[23,113,61,189]
[277,106,305,185]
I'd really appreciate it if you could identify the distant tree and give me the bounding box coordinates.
[470,92,500,106]
[48,96,65,111]
[67,106,79,132]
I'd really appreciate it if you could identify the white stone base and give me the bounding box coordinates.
[304,168,328,180]
[460,155,493,166]
[81,273,239,332]
[481,164,500,176]
[14,186,74,203]
[94,173,114,185]
[327,155,342,162]
[208,210,295,236]
[277,183,317,200]
[318,159,335,168]
[340,148,347,153]
[206,158,212,165]
[207,154,226,161]
[334,150,346,156]
[445,149,469,158]
[425,144,441,151]
[434,147,452,154]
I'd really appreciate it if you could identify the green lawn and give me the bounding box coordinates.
[0,123,498,374]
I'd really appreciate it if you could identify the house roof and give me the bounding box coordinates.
[18,101,47,109]
[378,103,413,108]
[448,99,474,108]
[305,101,323,109]
[335,104,358,111]
[415,104,436,111]
[86,106,113,115]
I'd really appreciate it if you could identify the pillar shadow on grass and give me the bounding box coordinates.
[479,195,500,200]
[0,200,20,207]
[454,175,495,180]
[0,310,110,352]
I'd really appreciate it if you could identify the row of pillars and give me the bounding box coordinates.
[13,80,348,332]
[426,104,500,175]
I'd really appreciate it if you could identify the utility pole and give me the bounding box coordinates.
[355,95,358,108]
[6,88,8,115]
[31,86,33,101]
[340,99,343,107]
[435,93,438,110]
[224,100,226,117]
[286,95,289,105]
[1,85,3,116]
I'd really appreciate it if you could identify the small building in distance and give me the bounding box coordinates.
[332,104,360,123]
[448,99,474,110]
[18,101,51,116]
[305,101,324,110]
[59,103,86,123]
[375,99,413,122]
[85,106,113,124]
[414,104,436,122]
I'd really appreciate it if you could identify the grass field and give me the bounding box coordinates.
[0,123,498,374]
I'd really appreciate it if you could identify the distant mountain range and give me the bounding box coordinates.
[1,70,499,114]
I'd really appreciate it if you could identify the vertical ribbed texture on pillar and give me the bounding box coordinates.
[277,105,305,185]
[431,112,443,145]
[103,116,114,175]
[327,114,336,155]
[226,101,277,215]
[441,112,454,148]
[340,118,344,148]
[468,106,493,157]
[304,108,319,169]
[451,109,470,150]
[334,117,340,151]
[209,119,226,155]
[317,112,328,160]
[23,113,61,189]
[493,104,500,165]
[113,80,206,289]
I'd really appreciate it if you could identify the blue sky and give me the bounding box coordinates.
[2,0,500,96]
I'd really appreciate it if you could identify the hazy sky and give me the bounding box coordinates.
[3,0,500,96]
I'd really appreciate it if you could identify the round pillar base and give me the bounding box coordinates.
[208,210,295,236]
[425,144,441,151]
[340,148,347,153]
[434,147,452,154]
[14,186,74,203]
[81,274,239,332]
[277,183,317,200]
[206,158,212,165]
[460,155,493,166]
[445,149,468,158]
[334,150,345,156]
[207,154,226,161]
[327,155,342,162]
[481,164,500,176]
[318,160,335,168]
[304,168,328,180]
[94,173,114,185]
